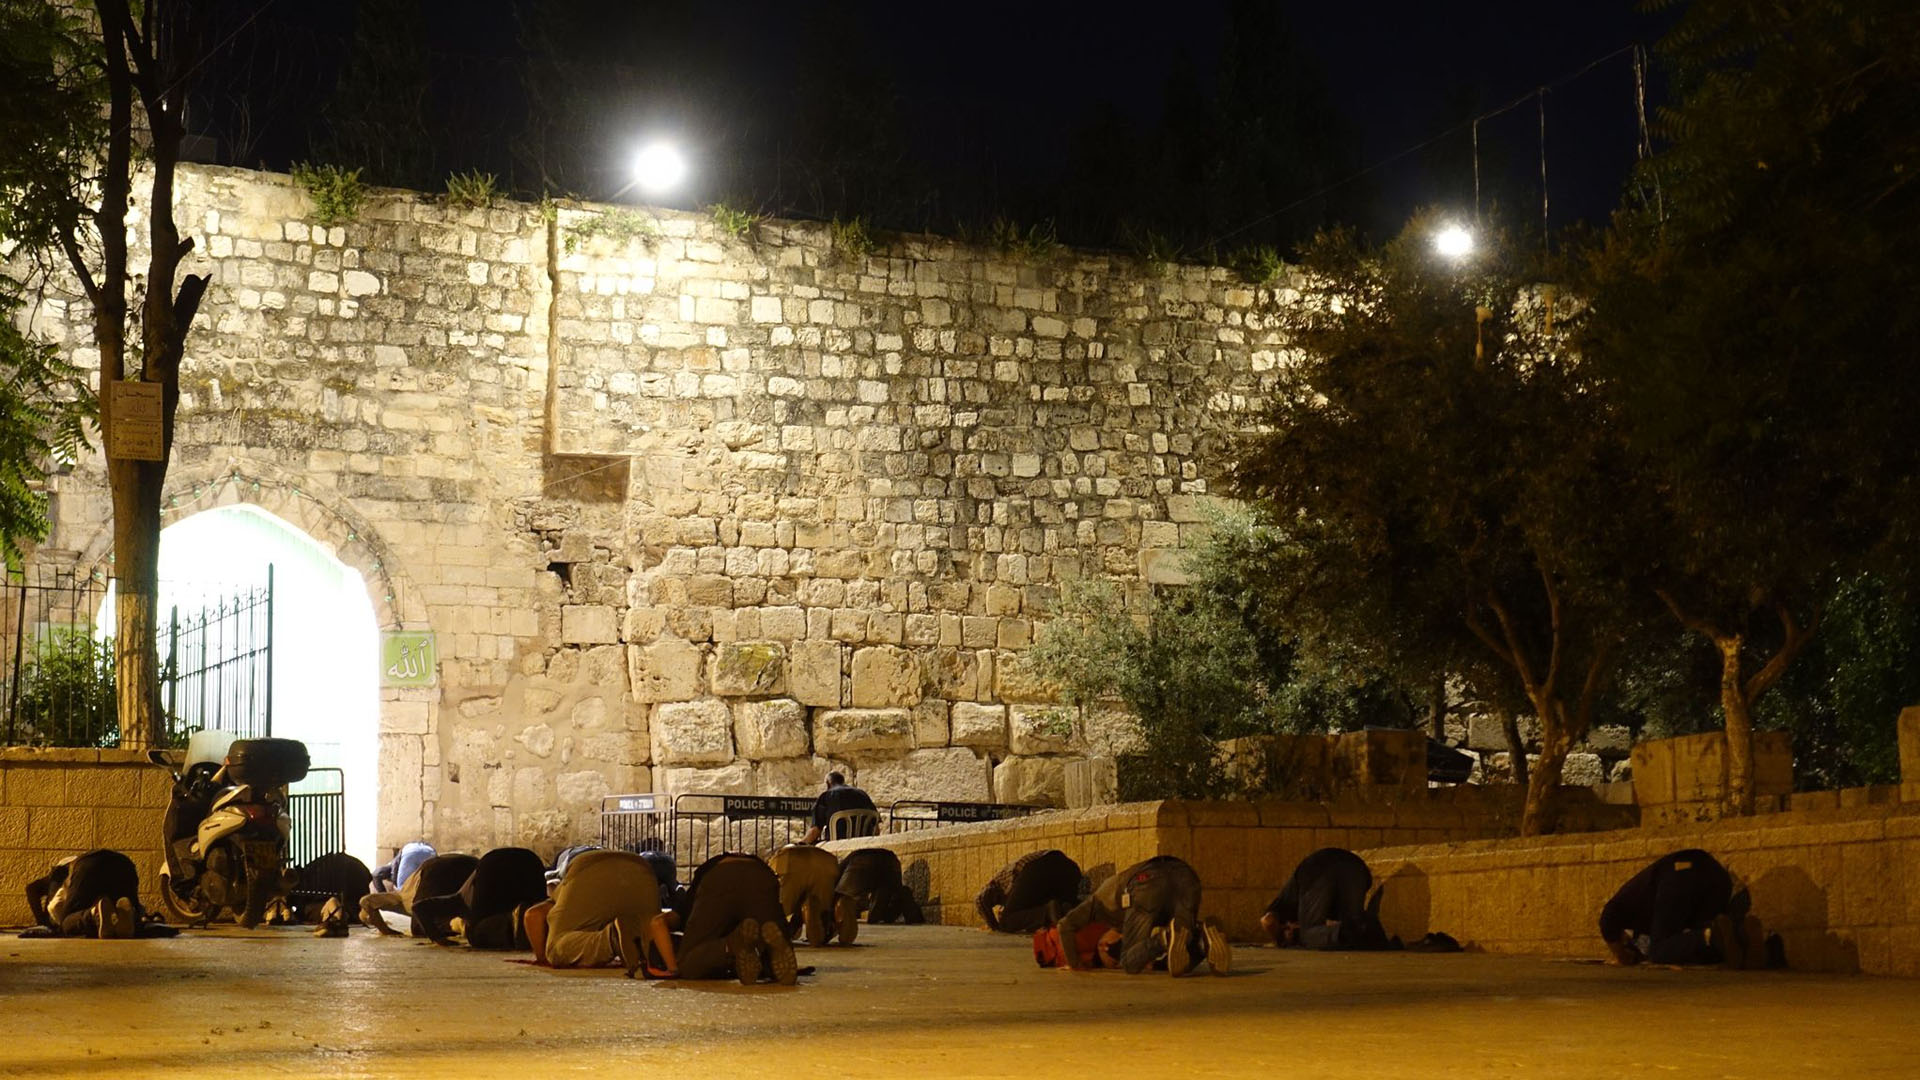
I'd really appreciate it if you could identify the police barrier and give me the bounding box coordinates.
[598,792,674,857]
[667,793,817,882]
[886,800,1042,833]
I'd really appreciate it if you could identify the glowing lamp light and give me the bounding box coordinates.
[631,142,687,196]
[1433,224,1474,259]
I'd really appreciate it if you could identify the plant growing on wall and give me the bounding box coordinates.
[708,202,759,241]
[291,163,366,228]
[562,207,657,254]
[443,169,498,209]
[989,217,1058,260]
[0,0,214,748]
[829,215,874,261]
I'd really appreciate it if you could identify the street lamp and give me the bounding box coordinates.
[1433,224,1474,260]
[631,141,687,197]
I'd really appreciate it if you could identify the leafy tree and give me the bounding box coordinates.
[1578,0,1920,812]
[1030,512,1429,801]
[10,630,118,747]
[1231,217,1652,834]
[0,0,215,748]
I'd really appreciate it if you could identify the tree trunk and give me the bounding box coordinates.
[1426,675,1448,740]
[1717,635,1756,815]
[1501,712,1530,787]
[109,457,165,748]
[1522,714,1571,836]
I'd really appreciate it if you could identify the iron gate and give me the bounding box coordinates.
[286,767,346,868]
[162,566,274,741]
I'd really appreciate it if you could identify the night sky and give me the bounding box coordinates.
[191,0,1669,250]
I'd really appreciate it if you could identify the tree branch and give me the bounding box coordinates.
[1539,565,1563,695]
[1655,586,1726,644]
[1743,601,1823,702]
[1488,593,1541,696]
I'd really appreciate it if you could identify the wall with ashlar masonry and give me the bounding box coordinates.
[22,164,1282,861]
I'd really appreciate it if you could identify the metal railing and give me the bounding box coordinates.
[1,566,274,748]
[286,767,346,868]
[885,800,1043,832]
[163,566,274,741]
[596,792,1047,882]
[2,571,115,746]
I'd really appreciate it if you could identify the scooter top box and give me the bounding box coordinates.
[225,737,310,788]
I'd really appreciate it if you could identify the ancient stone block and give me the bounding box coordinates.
[515,723,556,759]
[1083,705,1144,757]
[754,756,840,797]
[950,702,1008,750]
[556,769,612,811]
[578,731,649,767]
[993,756,1067,807]
[789,640,843,707]
[570,696,610,731]
[857,748,992,804]
[912,700,950,748]
[650,699,734,766]
[1138,549,1191,586]
[993,652,1058,703]
[814,708,914,755]
[628,638,706,702]
[1561,752,1606,787]
[561,604,619,644]
[850,645,923,708]
[658,761,754,796]
[1009,705,1079,755]
[711,641,788,697]
[1064,756,1118,808]
[920,647,981,701]
[735,698,810,759]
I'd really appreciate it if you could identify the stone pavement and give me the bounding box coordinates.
[3,923,1917,1078]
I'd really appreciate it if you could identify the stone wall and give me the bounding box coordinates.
[0,750,169,925]
[21,165,1280,859]
[823,787,1633,942]
[1362,794,1920,975]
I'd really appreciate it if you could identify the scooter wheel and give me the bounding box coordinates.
[157,870,213,924]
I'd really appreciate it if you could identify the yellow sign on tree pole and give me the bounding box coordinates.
[107,380,165,461]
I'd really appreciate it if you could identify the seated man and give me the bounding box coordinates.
[1261,847,1389,950]
[359,841,437,932]
[413,847,548,948]
[1600,848,1746,966]
[523,849,670,975]
[25,850,143,938]
[770,843,842,946]
[977,849,1083,934]
[650,852,798,985]
[1053,855,1230,975]
[802,772,878,844]
[834,848,924,944]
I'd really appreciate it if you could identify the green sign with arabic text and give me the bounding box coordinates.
[380,631,437,687]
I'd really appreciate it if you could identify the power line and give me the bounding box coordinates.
[1206,43,1639,249]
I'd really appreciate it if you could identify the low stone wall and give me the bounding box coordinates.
[822,786,1623,942]
[1361,795,1920,975]
[0,750,170,926]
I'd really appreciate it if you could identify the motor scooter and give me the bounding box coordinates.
[147,730,309,927]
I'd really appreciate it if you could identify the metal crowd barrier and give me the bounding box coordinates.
[598,792,674,856]
[886,800,1042,832]
[595,791,1046,883]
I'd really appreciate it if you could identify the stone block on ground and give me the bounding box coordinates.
[1561,752,1607,787]
[650,699,735,766]
[734,698,810,759]
[814,708,914,756]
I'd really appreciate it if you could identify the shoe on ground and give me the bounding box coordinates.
[93,898,119,940]
[762,920,798,986]
[1605,934,1641,966]
[1202,917,1232,976]
[1711,913,1744,970]
[1166,921,1196,976]
[729,917,764,985]
[835,896,859,946]
[612,915,646,978]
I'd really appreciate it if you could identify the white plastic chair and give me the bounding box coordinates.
[826,808,881,841]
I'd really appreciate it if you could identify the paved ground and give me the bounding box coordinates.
[4,923,1918,1079]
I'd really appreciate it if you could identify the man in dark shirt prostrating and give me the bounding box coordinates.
[1262,847,1390,950]
[1600,849,1746,966]
[977,849,1084,934]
